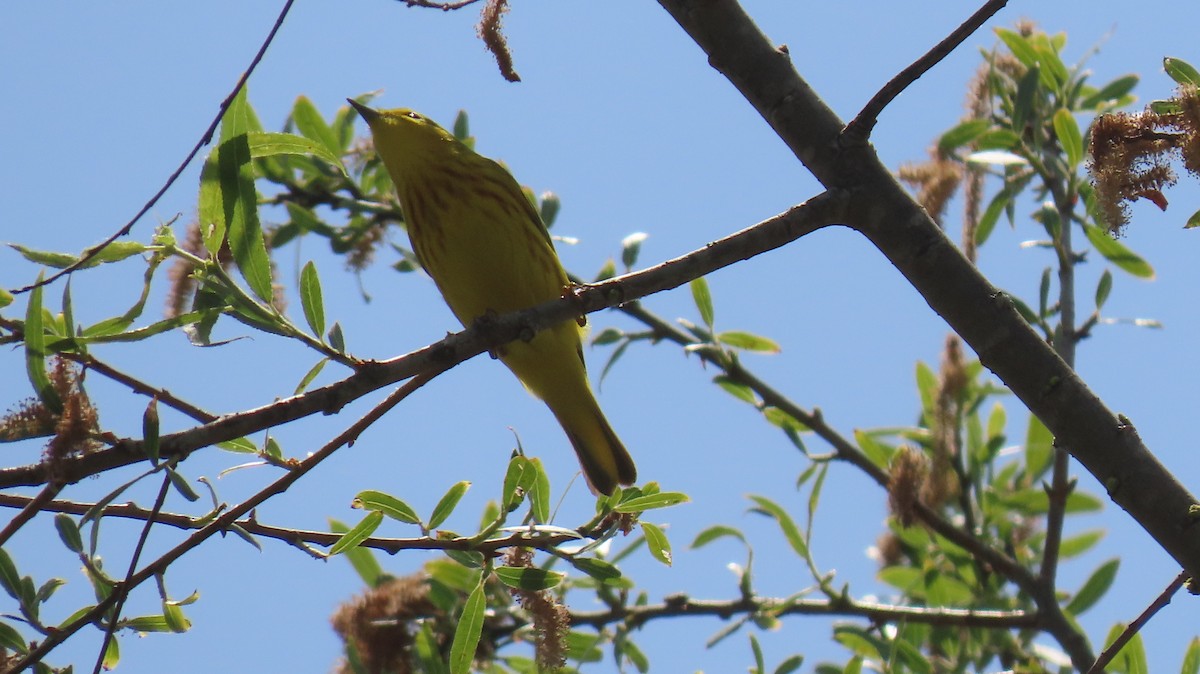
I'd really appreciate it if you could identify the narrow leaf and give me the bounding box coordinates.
[328,511,383,556]
[748,495,808,559]
[691,277,714,329]
[429,481,471,530]
[493,567,564,591]
[353,490,422,525]
[613,492,689,513]
[299,261,325,337]
[1084,224,1155,278]
[24,274,62,413]
[1053,108,1083,169]
[448,581,486,674]
[1165,57,1200,87]
[641,522,672,566]
[1065,556,1118,614]
[330,519,385,587]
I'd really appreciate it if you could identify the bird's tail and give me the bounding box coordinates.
[550,390,637,496]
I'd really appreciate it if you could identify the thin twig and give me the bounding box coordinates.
[0,481,63,547]
[8,0,298,297]
[9,368,441,672]
[63,351,216,423]
[1086,571,1190,674]
[91,474,171,674]
[842,0,1009,142]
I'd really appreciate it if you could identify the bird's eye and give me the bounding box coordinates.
[405,112,422,120]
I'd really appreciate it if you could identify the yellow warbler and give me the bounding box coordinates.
[348,100,637,495]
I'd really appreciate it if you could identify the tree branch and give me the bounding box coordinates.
[655,2,1200,666]
[0,194,840,489]
[843,0,1009,142]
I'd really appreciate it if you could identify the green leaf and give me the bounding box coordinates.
[748,495,808,559]
[353,490,422,525]
[539,191,560,228]
[162,601,191,633]
[621,638,650,673]
[571,557,623,584]
[299,261,325,337]
[330,519,386,587]
[774,655,804,674]
[448,580,486,674]
[995,28,1039,70]
[1066,558,1119,616]
[750,633,765,674]
[249,131,348,176]
[493,566,564,591]
[621,232,648,271]
[1059,529,1105,559]
[294,357,328,394]
[1164,57,1200,87]
[452,109,471,142]
[328,511,383,556]
[8,242,148,269]
[1011,66,1041,135]
[328,322,346,353]
[1025,415,1054,481]
[54,514,83,554]
[101,633,120,670]
[641,522,672,566]
[1083,224,1155,279]
[614,492,689,513]
[691,525,746,548]
[1095,270,1113,310]
[24,274,63,414]
[1186,208,1200,230]
[0,621,27,654]
[936,119,990,154]
[717,331,781,353]
[429,481,471,530]
[714,375,757,405]
[167,469,200,502]
[291,96,342,159]
[915,361,938,419]
[690,277,714,329]
[1181,636,1200,674]
[528,457,551,524]
[328,515,384,585]
[222,133,273,302]
[1080,74,1139,110]
[1053,108,1083,170]
[975,185,1014,247]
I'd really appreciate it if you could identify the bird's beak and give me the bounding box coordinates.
[346,98,377,123]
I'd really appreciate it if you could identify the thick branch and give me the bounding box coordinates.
[656,0,1200,593]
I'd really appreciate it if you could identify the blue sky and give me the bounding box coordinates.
[3,2,1200,672]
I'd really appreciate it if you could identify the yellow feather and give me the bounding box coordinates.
[349,101,636,495]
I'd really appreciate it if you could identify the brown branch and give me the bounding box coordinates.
[65,351,217,424]
[570,594,1037,631]
[0,194,841,489]
[1086,571,1190,674]
[843,0,1009,142]
[93,475,170,674]
[8,0,298,297]
[9,366,441,672]
[654,0,1200,666]
[0,493,602,556]
[0,482,63,548]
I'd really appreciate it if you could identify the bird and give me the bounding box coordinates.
[348,100,637,495]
